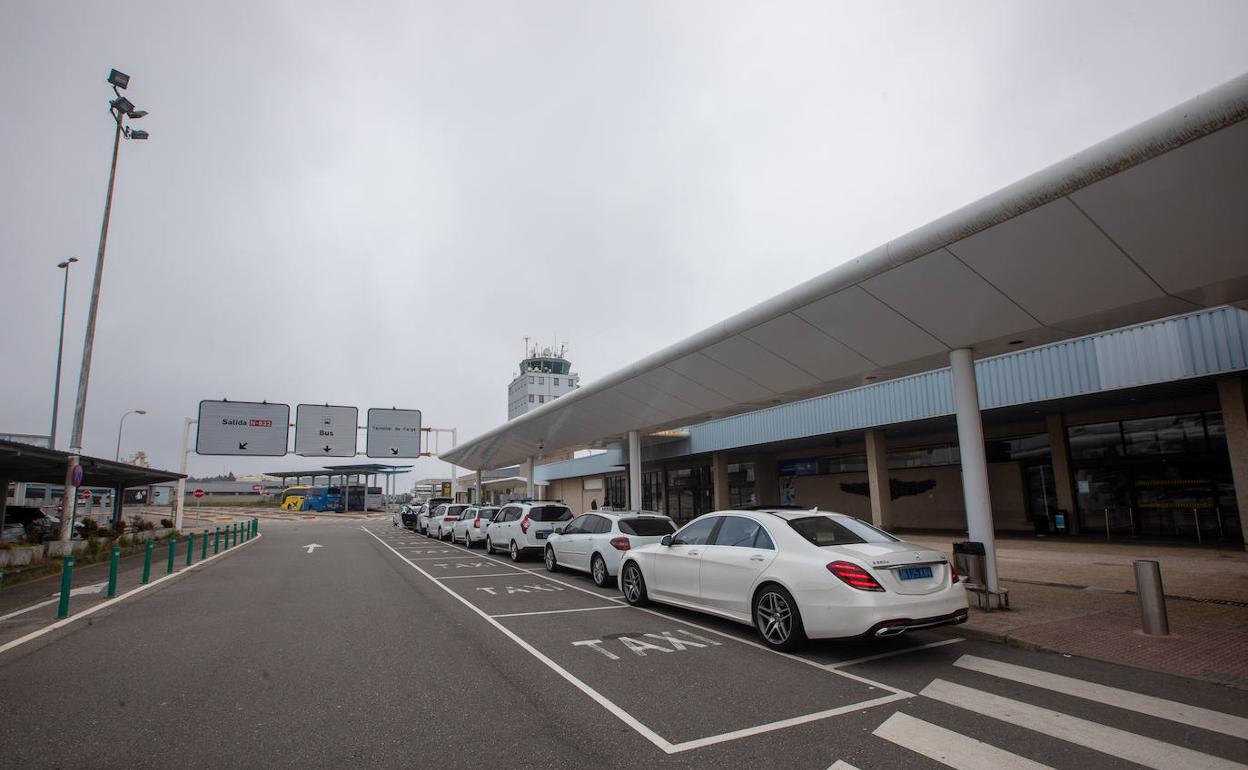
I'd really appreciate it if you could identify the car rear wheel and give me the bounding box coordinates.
[544,546,559,572]
[752,585,807,652]
[509,540,520,562]
[591,554,608,587]
[621,562,648,606]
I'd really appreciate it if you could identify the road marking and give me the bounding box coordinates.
[953,654,1248,739]
[303,543,322,554]
[873,712,1052,769]
[437,572,530,581]
[0,534,263,658]
[826,638,964,669]
[828,762,861,770]
[921,679,1244,770]
[361,525,908,754]
[492,605,628,619]
[405,555,495,562]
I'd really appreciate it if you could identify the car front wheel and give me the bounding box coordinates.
[621,562,648,606]
[485,537,494,555]
[544,546,559,572]
[752,585,807,652]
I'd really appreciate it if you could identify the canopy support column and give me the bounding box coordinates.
[950,347,1002,606]
[628,431,642,511]
[525,457,535,499]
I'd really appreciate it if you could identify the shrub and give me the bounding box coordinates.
[113,519,127,536]
[159,518,174,529]
[139,520,156,532]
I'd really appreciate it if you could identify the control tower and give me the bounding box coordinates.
[507,342,579,420]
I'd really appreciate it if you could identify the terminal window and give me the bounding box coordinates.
[554,377,560,386]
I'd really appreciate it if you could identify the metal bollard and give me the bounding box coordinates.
[1134,560,1170,636]
[107,546,121,598]
[202,530,209,560]
[214,527,220,554]
[142,541,154,583]
[253,518,258,537]
[0,570,4,593]
[187,532,195,565]
[57,556,76,619]
[167,536,177,574]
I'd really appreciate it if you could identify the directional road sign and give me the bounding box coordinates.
[196,400,290,456]
[365,408,422,458]
[294,404,358,457]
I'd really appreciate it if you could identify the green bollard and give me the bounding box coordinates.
[0,570,5,593]
[254,518,259,537]
[202,530,209,560]
[142,540,154,583]
[167,536,177,574]
[56,556,76,619]
[214,527,220,554]
[187,532,195,566]
[107,546,121,598]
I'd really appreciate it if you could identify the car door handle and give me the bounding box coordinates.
[688,550,699,556]
[750,555,766,562]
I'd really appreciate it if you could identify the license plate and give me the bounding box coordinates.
[536,531,549,539]
[898,566,933,581]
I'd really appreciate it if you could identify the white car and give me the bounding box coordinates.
[617,509,968,651]
[544,510,675,587]
[416,497,452,534]
[430,503,469,540]
[452,506,500,547]
[484,501,572,561]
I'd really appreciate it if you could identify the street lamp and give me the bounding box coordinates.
[58,69,152,542]
[115,409,147,461]
[49,257,79,448]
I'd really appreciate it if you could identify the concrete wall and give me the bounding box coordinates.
[792,462,1031,532]
[546,477,605,515]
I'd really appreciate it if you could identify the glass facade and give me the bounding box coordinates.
[605,476,626,509]
[642,471,663,512]
[665,467,712,524]
[727,462,756,508]
[1068,412,1238,541]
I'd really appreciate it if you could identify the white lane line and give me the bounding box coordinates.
[826,639,964,669]
[953,654,1248,739]
[828,762,862,770]
[491,605,629,619]
[362,526,908,754]
[0,534,263,657]
[921,679,1244,770]
[437,573,532,581]
[403,555,490,561]
[873,712,1052,769]
[0,581,109,623]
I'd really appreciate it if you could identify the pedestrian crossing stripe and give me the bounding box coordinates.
[873,712,1052,770]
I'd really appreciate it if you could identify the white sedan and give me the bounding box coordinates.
[543,511,675,587]
[618,509,968,651]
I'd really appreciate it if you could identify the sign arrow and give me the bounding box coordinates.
[303,544,322,554]
[323,445,332,453]
[390,448,399,455]
[238,442,248,450]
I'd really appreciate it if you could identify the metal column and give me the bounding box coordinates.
[475,471,483,505]
[525,457,535,499]
[950,347,1001,603]
[628,431,642,511]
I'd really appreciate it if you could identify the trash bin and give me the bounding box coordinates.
[952,541,986,589]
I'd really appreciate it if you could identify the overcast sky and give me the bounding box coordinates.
[3,1,1247,488]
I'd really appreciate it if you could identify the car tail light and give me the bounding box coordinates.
[520,515,530,535]
[609,536,631,551]
[473,517,481,529]
[826,561,885,591]
[444,516,455,522]
[949,561,959,584]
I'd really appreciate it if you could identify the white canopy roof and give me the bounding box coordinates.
[444,73,1248,471]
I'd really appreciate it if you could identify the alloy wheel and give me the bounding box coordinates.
[545,547,556,570]
[509,541,519,562]
[592,556,606,586]
[756,591,793,645]
[622,564,642,603]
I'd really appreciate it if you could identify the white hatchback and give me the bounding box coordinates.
[484,501,572,561]
[452,506,500,547]
[430,503,470,540]
[618,509,968,651]
[544,511,675,587]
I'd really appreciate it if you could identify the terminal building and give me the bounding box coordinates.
[444,74,1248,610]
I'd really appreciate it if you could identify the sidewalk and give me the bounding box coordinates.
[909,533,1248,689]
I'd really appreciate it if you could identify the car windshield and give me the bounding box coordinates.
[618,518,676,536]
[528,505,572,522]
[788,516,898,546]
[446,505,468,516]
[479,508,500,520]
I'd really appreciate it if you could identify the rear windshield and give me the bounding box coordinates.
[788,516,898,546]
[529,505,572,522]
[479,508,500,520]
[619,518,676,536]
[446,505,469,516]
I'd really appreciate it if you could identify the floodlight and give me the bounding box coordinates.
[108,69,130,89]
[127,109,148,119]
[128,129,149,140]
[111,96,135,115]
[58,261,69,268]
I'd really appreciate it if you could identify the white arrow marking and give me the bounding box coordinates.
[303,544,322,554]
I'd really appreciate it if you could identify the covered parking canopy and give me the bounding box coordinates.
[0,438,184,489]
[444,73,1248,473]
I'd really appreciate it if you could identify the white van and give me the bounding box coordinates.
[484,501,573,561]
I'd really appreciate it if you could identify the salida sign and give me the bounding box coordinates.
[196,401,290,456]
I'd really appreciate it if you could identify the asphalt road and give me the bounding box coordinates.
[0,518,1244,769]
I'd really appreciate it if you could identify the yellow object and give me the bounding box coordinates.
[281,485,309,511]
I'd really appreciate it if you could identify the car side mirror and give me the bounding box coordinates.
[554,525,565,534]
[661,535,672,547]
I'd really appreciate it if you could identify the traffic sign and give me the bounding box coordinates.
[80,489,91,502]
[365,408,422,458]
[193,488,205,499]
[294,404,358,457]
[71,464,83,487]
[251,484,263,492]
[196,400,290,456]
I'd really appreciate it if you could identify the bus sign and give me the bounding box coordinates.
[294,404,358,457]
[196,400,290,456]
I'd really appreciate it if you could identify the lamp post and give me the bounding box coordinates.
[49,257,79,449]
[115,409,146,461]
[58,69,150,543]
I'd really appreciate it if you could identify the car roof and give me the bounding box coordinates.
[588,510,668,519]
